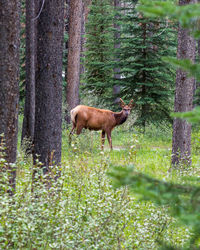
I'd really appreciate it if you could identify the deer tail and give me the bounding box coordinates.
[70,106,79,124]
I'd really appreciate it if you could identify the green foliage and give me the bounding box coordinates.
[83,0,114,104]
[163,57,200,82]
[138,0,200,39]
[107,0,200,249]
[1,125,195,249]
[109,164,200,248]
[172,106,200,124]
[138,0,200,109]
[114,0,176,127]
[0,158,132,248]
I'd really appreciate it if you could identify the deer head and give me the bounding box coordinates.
[119,98,134,116]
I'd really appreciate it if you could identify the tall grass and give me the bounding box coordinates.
[1,122,199,248]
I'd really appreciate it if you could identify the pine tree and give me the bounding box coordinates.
[114,0,176,128]
[83,0,114,105]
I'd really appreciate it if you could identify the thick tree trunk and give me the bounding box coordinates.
[171,0,196,167]
[194,40,200,106]
[80,0,91,81]
[65,0,70,55]
[65,0,83,123]
[141,21,147,131]
[21,0,37,150]
[79,1,86,80]
[0,0,20,192]
[33,0,64,171]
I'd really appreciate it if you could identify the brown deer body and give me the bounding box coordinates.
[69,99,134,150]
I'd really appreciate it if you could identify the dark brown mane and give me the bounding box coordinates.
[114,112,128,125]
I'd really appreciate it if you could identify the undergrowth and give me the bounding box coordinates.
[0,124,199,249]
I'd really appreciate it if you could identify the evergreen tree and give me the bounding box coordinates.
[109,0,200,247]
[83,0,114,105]
[114,0,176,128]
[113,0,122,103]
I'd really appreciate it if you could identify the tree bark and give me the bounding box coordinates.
[171,0,197,167]
[79,0,91,81]
[65,0,70,47]
[21,0,37,150]
[0,0,20,192]
[33,0,64,171]
[65,0,83,123]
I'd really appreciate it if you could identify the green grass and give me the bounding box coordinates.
[63,124,172,178]
[1,121,199,249]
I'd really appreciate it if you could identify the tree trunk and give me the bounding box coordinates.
[141,20,147,131]
[65,0,70,59]
[79,1,86,80]
[0,0,20,192]
[79,0,91,82]
[65,0,83,123]
[194,40,200,106]
[21,0,37,151]
[33,0,64,172]
[171,0,196,167]
[113,0,121,103]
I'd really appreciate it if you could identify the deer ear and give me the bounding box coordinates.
[128,99,135,108]
[119,98,125,108]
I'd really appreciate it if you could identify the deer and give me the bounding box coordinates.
[69,98,134,150]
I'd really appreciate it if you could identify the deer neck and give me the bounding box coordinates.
[114,111,128,126]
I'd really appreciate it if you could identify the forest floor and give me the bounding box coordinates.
[8,121,199,249]
[59,125,199,248]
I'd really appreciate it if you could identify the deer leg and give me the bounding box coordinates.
[76,125,83,135]
[101,130,105,150]
[106,131,113,150]
[70,123,76,135]
[69,123,76,145]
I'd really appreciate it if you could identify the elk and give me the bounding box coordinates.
[69,98,134,150]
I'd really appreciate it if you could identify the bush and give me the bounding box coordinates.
[0,130,194,249]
